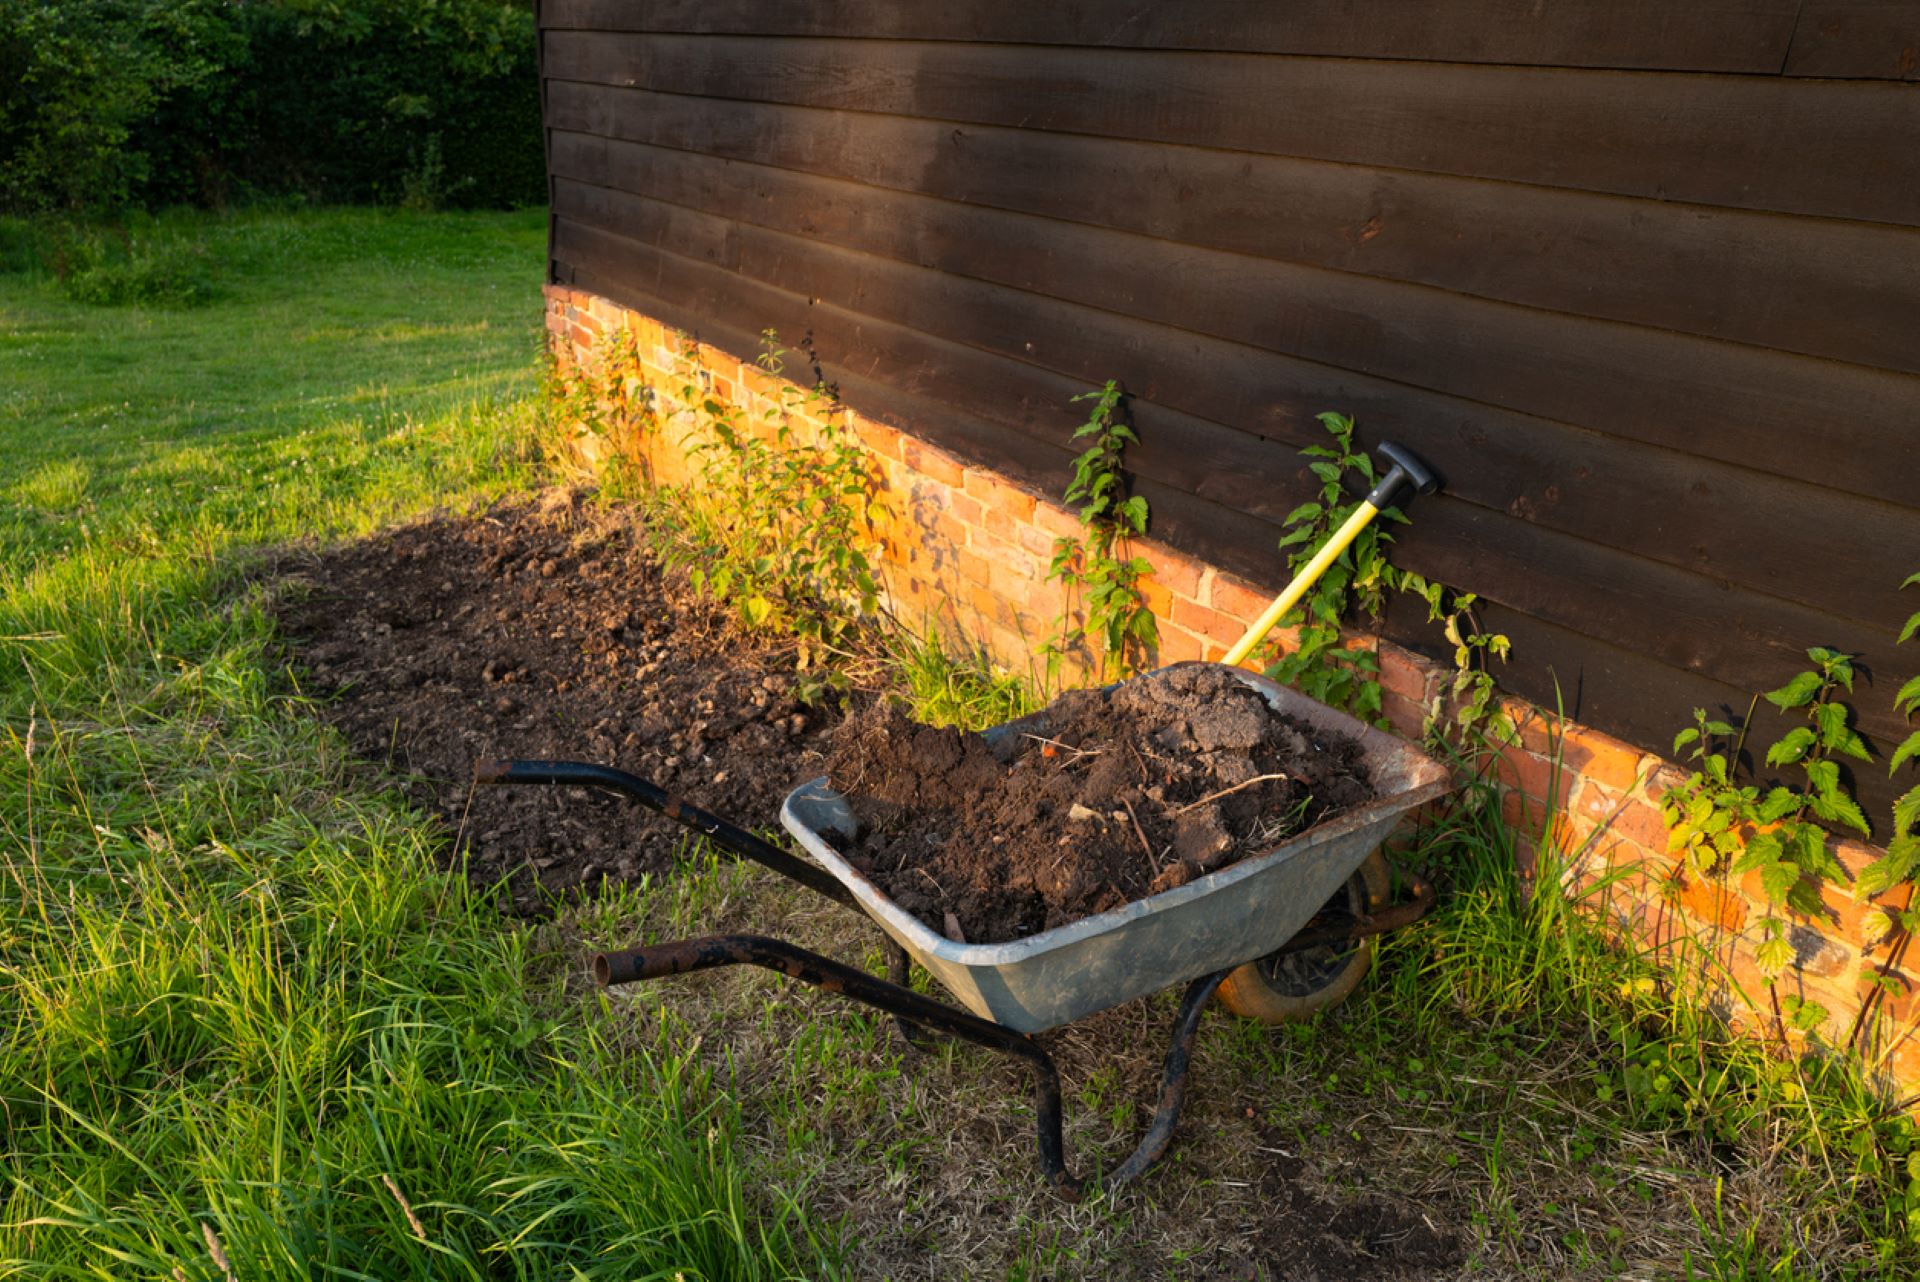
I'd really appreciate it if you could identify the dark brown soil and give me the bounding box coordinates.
[274,492,843,912]
[826,665,1376,944]
[1252,1148,1463,1280]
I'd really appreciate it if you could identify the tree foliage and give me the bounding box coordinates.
[1,0,543,213]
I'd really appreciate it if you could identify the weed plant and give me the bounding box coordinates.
[1043,381,1157,686]
[1349,757,1920,1274]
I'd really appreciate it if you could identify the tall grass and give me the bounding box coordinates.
[0,208,836,1278]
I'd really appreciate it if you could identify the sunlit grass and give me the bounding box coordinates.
[0,207,836,1279]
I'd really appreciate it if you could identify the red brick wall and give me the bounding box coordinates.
[545,284,1914,1091]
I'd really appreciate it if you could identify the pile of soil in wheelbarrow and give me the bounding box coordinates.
[826,664,1376,944]
[274,491,843,912]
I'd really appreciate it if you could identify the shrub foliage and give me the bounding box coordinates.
[0,0,543,213]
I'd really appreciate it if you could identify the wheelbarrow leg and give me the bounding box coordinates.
[1106,969,1229,1185]
[594,932,1229,1194]
[882,938,938,1053]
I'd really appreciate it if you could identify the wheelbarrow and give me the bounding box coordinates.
[476,442,1450,1194]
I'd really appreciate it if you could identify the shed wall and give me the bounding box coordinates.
[536,1,1920,816]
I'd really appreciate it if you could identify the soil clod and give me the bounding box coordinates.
[827,664,1376,943]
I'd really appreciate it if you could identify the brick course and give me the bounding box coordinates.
[544,284,1913,1095]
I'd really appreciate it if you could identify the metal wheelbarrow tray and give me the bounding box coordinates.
[477,662,1451,1194]
[781,665,1451,1033]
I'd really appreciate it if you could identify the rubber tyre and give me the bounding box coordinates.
[1217,849,1392,1024]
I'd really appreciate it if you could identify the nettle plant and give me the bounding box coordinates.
[654,330,881,676]
[542,323,654,474]
[1044,381,1157,685]
[1267,414,1510,749]
[1663,572,1920,1027]
[1266,413,1402,723]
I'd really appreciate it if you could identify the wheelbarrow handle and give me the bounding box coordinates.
[472,758,858,909]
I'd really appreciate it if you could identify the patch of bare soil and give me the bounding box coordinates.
[827,664,1375,943]
[1253,1147,1464,1280]
[275,492,842,911]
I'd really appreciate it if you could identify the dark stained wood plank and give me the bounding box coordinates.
[549,114,1920,420]
[542,0,1803,74]
[548,174,1920,635]
[541,33,1920,226]
[548,117,1920,393]
[1785,1,1920,78]
[544,93,1920,514]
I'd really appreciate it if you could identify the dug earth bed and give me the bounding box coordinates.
[826,664,1377,944]
[274,492,844,912]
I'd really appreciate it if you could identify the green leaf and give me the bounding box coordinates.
[1787,999,1829,1034]
[1757,787,1800,823]
[1816,701,1851,750]
[1896,785,1920,840]
[1673,728,1700,755]
[1766,671,1824,710]
[1754,935,1794,980]
[742,595,772,627]
[1282,501,1324,525]
[1730,844,1767,875]
[1859,907,1893,943]
[1759,859,1800,906]
[1766,727,1816,767]
[1804,758,1841,798]
[1809,789,1872,837]
[1856,838,1920,899]
[1892,731,1920,777]
[1902,611,1920,645]
[1895,674,1920,718]
[1788,879,1826,918]
[1793,823,1838,876]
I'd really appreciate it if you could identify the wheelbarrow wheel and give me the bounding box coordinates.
[1218,849,1391,1024]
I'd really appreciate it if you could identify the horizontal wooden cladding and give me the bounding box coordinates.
[541,0,1805,74]
[541,116,1920,491]
[545,92,1920,377]
[550,179,1920,635]
[541,33,1920,227]
[551,215,1916,725]
[1785,2,1920,79]
[549,142,1920,537]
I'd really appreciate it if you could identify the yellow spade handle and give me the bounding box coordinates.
[1220,499,1383,667]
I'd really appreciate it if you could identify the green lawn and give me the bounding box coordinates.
[0,208,836,1279]
[4,206,1918,1281]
